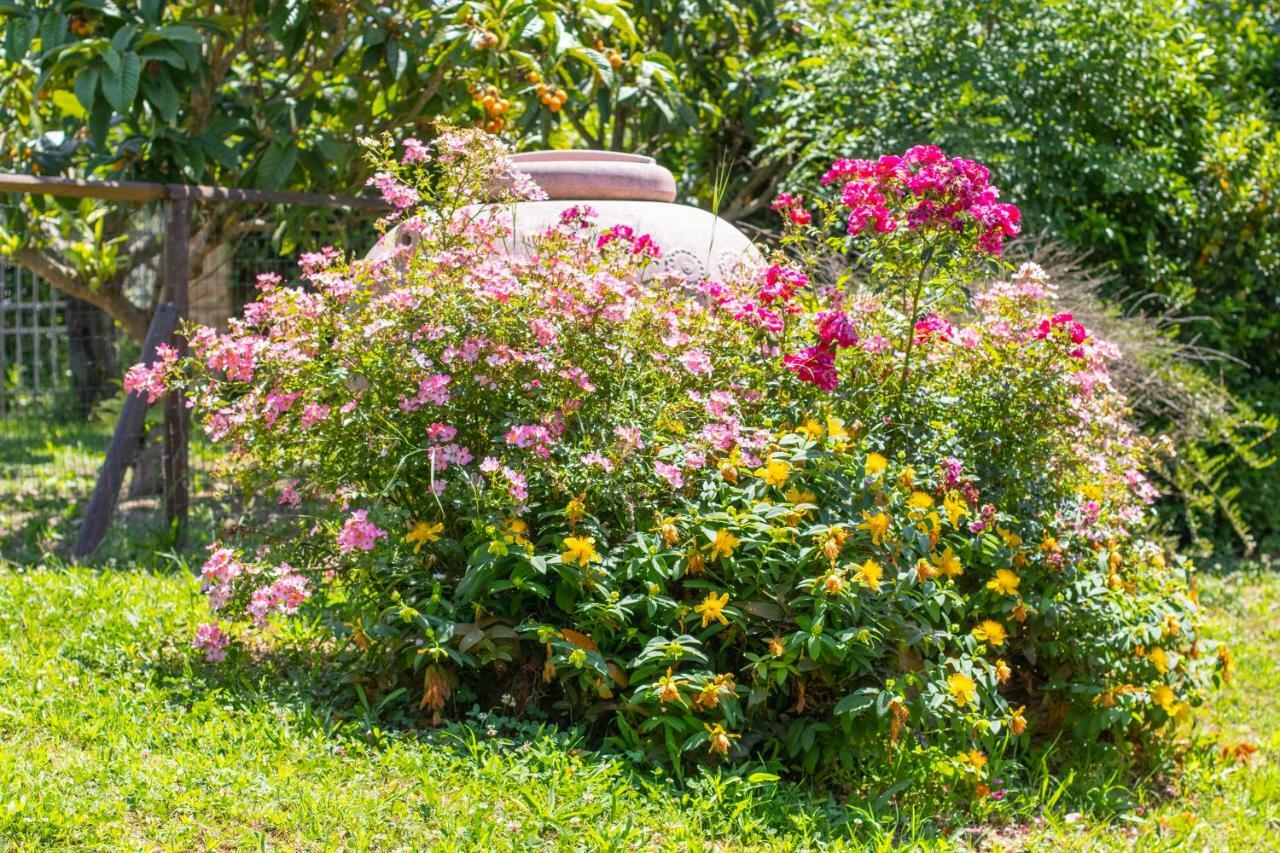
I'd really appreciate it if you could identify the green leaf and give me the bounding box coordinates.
[73,67,100,113]
[256,140,297,189]
[833,687,877,716]
[142,72,178,121]
[101,50,140,111]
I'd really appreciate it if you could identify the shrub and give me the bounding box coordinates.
[141,131,1225,782]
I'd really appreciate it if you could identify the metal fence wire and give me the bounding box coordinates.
[0,214,366,564]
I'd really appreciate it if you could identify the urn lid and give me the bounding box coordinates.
[510,150,676,203]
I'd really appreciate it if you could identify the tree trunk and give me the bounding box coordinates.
[64,297,120,417]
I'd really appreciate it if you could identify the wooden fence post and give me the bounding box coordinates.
[162,197,191,548]
[72,303,179,558]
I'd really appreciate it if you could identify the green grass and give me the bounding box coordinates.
[0,560,1276,850]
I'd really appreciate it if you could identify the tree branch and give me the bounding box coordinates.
[12,247,151,342]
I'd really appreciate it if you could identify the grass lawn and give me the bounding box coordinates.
[0,560,1275,850]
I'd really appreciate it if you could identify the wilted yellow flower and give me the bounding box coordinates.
[707,529,740,561]
[931,546,964,579]
[1149,647,1170,674]
[657,667,685,705]
[972,620,1008,647]
[754,458,791,488]
[985,569,1021,597]
[719,460,739,483]
[654,516,681,546]
[685,549,706,576]
[907,491,935,511]
[1009,705,1028,735]
[695,591,730,627]
[915,558,937,582]
[769,636,786,657]
[858,511,891,546]
[943,491,968,528]
[694,673,736,710]
[561,536,601,567]
[948,672,977,708]
[1163,614,1180,637]
[865,452,888,477]
[820,567,847,596]
[854,559,884,591]
[704,722,739,756]
[405,520,444,553]
[995,659,1012,684]
[899,466,917,490]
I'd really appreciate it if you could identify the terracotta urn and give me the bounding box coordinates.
[367,150,760,282]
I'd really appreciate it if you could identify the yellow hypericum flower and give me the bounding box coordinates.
[786,486,817,507]
[561,535,601,567]
[899,466,917,490]
[985,568,1021,597]
[685,549,706,576]
[972,620,1008,647]
[754,459,791,488]
[654,516,681,546]
[405,520,444,553]
[1163,614,1180,637]
[915,558,938,582]
[1149,647,1170,674]
[931,546,964,579]
[858,511,891,546]
[943,491,968,528]
[947,672,977,708]
[1152,684,1174,711]
[695,591,731,627]
[1010,705,1028,735]
[865,452,888,477]
[707,529,740,561]
[907,491,935,511]
[854,559,884,591]
[501,517,532,550]
[704,722,740,756]
[997,527,1023,549]
[799,418,824,440]
[694,673,736,710]
[958,748,987,770]
[1081,482,1104,502]
[827,417,851,445]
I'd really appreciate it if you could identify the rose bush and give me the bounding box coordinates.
[134,130,1225,783]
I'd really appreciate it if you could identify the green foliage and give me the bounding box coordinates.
[749,0,1280,550]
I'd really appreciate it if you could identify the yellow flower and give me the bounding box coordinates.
[694,673,736,710]
[754,459,791,488]
[985,569,1021,597]
[854,559,884,591]
[654,516,681,546]
[826,417,851,445]
[502,517,532,550]
[907,491,935,511]
[1152,684,1174,711]
[799,418,824,440]
[656,667,685,705]
[565,494,587,526]
[695,591,731,627]
[820,567,847,596]
[1081,482,1104,502]
[1010,705,1028,735]
[707,529,740,561]
[858,511,891,546]
[1149,647,1170,674]
[899,466,917,490]
[405,520,444,553]
[958,748,987,770]
[704,722,740,756]
[561,536,601,567]
[948,672,977,708]
[785,486,817,507]
[972,619,1008,647]
[931,546,964,579]
[943,491,968,528]
[865,452,888,477]
[995,659,1012,684]
[997,527,1023,549]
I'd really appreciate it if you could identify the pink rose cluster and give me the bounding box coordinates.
[122,343,178,404]
[819,145,1022,253]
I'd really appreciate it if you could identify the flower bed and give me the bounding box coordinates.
[135,130,1226,783]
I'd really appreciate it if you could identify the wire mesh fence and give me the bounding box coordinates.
[0,214,367,564]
